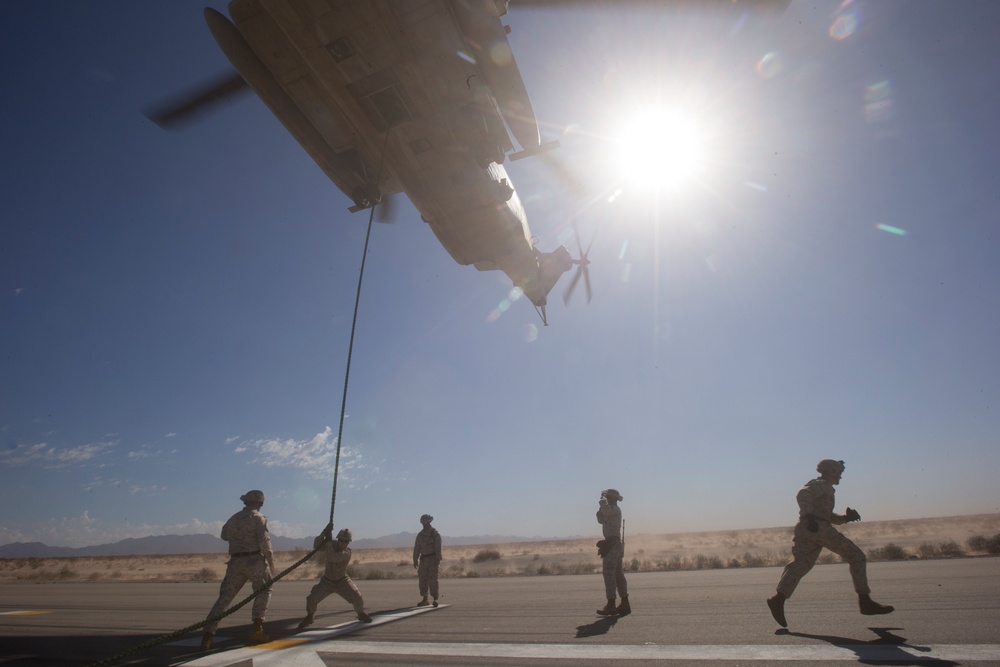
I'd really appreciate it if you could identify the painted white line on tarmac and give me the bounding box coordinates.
[175,637,1000,666]
[313,641,1000,662]
[175,605,447,666]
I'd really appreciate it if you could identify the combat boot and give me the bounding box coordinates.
[615,595,631,616]
[357,611,373,623]
[247,618,269,645]
[297,613,314,629]
[766,593,788,627]
[433,598,439,607]
[199,631,214,651]
[417,595,430,607]
[596,599,617,616]
[858,594,894,616]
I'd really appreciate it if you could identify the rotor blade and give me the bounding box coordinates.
[583,264,592,303]
[145,72,250,129]
[511,0,789,12]
[563,265,583,305]
[572,222,584,257]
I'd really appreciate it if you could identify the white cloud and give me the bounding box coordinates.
[233,426,370,482]
[126,445,158,459]
[0,440,116,469]
[81,476,165,496]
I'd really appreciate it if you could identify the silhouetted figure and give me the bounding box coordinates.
[413,514,442,607]
[767,460,894,627]
[596,488,630,616]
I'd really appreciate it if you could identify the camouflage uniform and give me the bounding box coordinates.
[306,533,366,618]
[597,492,628,602]
[776,474,870,598]
[203,504,274,633]
[413,515,442,601]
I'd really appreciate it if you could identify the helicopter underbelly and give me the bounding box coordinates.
[410,162,532,268]
[221,0,538,270]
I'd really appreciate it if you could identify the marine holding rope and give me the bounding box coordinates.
[298,525,373,628]
[200,489,275,651]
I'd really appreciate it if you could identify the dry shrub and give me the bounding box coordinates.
[472,549,501,563]
[867,543,908,561]
[360,568,396,580]
[919,541,964,558]
[967,534,1000,554]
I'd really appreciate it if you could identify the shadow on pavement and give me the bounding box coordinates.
[776,626,960,666]
[574,615,618,638]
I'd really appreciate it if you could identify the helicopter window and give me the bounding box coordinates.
[325,37,355,63]
[348,69,418,130]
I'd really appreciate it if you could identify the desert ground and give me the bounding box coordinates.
[2,513,997,585]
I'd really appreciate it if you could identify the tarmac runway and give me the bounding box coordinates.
[1,558,998,666]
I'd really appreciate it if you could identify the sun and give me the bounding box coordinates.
[613,108,708,193]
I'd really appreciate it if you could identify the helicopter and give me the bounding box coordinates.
[151,0,788,324]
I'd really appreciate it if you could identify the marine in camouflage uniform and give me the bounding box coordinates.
[767,459,894,627]
[200,489,275,651]
[297,526,372,628]
[596,488,630,616]
[412,514,442,607]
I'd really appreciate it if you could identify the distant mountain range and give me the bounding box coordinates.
[0,532,559,559]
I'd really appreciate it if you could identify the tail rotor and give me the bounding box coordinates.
[563,223,594,306]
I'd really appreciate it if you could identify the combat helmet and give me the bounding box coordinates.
[816,459,845,474]
[240,489,265,504]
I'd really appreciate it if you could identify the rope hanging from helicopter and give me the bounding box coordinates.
[86,131,392,667]
[328,128,390,527]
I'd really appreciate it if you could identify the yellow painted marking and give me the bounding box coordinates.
[256,638,309,650]
[0,610,51,616]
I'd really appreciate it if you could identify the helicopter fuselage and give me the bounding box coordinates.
[206,0,570,309]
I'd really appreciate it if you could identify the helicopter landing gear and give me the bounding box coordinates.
[352,183,382,209]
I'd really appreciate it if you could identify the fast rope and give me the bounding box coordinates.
[328,129,390,528]
[87,132,391,667]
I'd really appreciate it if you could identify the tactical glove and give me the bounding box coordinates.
[805,514,819,532]
[321,522,334,541]
[845,507,861,523]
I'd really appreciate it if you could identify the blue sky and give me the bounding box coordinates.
[2,1,998,548]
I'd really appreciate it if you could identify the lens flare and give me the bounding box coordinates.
[865,81,893,123]
[756,52,785,79]
[876,223,906,236]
